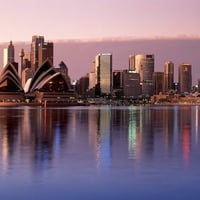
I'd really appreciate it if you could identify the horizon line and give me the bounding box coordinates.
[0,34,200,44]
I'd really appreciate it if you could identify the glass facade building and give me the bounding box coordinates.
[178,63,192,94]
[135,54,154,95]
[128,55,135,71]
[95,54,112,95]
[30,36,44,72]
[164,61,174,92]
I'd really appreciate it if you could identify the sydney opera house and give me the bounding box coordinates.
[0,36,80,106]
[0,59,76,105]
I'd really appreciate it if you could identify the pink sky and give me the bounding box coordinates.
[0,1,200,85]
[0,0,199,42]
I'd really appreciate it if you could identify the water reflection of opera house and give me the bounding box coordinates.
[0,59,74,104]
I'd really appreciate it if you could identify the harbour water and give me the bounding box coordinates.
[0,105,200,199]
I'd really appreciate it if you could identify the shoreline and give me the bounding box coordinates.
[0,101,199,107]
[0,102,88,107]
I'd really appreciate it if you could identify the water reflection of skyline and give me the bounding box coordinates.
[0,106,200,174]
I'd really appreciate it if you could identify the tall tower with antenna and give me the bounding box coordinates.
[19,48,25,79]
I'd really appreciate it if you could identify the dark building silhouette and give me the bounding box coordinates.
[152,72,164,95]
[113,70,123,90]
[122,70,141,98]
[0,63,24,101]
[178,63,192,94]
[38,42,53,67]
[113,70,123,98]
[76,75,89,96]
[54,61,71,88]
[30,36,44,72]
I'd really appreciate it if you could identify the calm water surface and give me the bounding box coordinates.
[0,105,200,199]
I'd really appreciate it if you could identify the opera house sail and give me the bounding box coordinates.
[25,59,74,104]
[0,59,75,105]
[0,63,24,102]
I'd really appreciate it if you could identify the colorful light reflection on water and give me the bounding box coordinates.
[0,105,200,200]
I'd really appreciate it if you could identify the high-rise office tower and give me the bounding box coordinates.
[38,42,53,67]
[3,41,15,67]
[152,72,164,95]
[30,35,44,72]
[30,36,54,72]
[122,70,141,98]
[113,70,123,90]
[89,61,97,91]
[129,55,135,71]
[76,75,89,96]
[135,54,154,95]
[164,61,174,92]
[95,53,112,96]
[89,71,96,91]
[178,63,192,94]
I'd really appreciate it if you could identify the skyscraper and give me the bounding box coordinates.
[113,70,123,90]
[128,55,135,71]
[122,70,141,98]
[135,54,154,95]
[30,36,54,72]
[88,61,97,96]
[164,61,174,92]
[38,42,54,67]
[30,36,44,72]
[3,41,15,67]
[178,63,192,94]
[95,53,112,96]
[152,72,164,95]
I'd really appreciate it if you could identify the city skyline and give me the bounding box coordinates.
[0,1,199,198]
[0,38,198,105]
[0,0,199,42]
[0,38,200,85]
